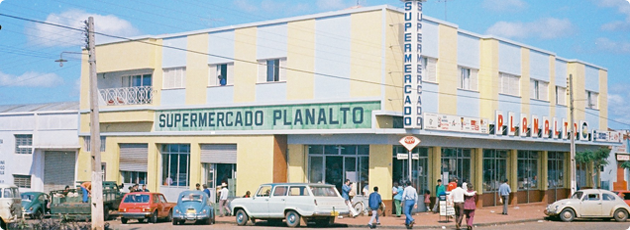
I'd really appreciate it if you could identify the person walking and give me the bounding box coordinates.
[463,184,477,230]
[393,182,403,217]
[367,186,382,229]
[498,179,511,215]
[342,179,359,217]
[218,183,231,216]
[449,182,477,229]
[401,181,418,229]
[432,179,445,213]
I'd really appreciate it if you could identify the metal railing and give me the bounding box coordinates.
[99,86,153,106]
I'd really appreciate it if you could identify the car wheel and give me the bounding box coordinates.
[150,211,158,223]
[121,218,128,224]
[614,209,628,222]
[172,219,177,225]
[353,202,364,216]
[103,206,110,221]
[236,209,249,226]
[34,210,43,220]
[139,218,146,223]
[285,210,300,228]
[166,210,173,222]
[559,209,575,222]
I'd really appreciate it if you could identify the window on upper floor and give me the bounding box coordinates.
[422,57,438,83]
[163,67,186,89]
[209,63,234,86]
[15,134,32,154]
[84,136,107,152]
[13,175,31,188]
[258,58,286,83]
[123,74,152,87]
[458,66,478,91]
[530,79,548,101]
[499,73,520,96]
[587,90,599,109]
[555,86,567,106]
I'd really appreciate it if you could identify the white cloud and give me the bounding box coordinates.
[486,18,576,39]
[0,71,64,88]
[482,0,528,12]
[234,0,258,13]
[608,84,630,127]
[28,9,140,47]
[593,0,630,31]
[594,37,630,54]
[317,0,350,11]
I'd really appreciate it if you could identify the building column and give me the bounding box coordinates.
[369,145,393,213]
[474,148,484,208]
[509,149,518,206]
[432,146,442,184]
[541,151,549,204]
[189,141,201,190]
[287,144,306,183]
[147,142,159,192]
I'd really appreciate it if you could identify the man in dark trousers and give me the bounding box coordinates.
[367,186,382,229]
[498,179,511,215]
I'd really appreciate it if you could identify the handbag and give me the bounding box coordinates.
[349,189,356,197]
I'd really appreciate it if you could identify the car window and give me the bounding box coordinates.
[154,195,160,203]
[13,188,20,198]
[571,191,583,199]
[4,188,12,198]
[182,194,203,202]
[584,194,600,201]
[289,186,308,196]
[257,186,272,197]
[623,193,630,200]
[603,194,615,201]
[273,186,288,197]
[39,195,46,203]
[21,194,34,201]
[160,195,168,203]
[310,186,338,197]
[124,194,150,203]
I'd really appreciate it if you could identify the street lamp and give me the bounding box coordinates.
[54,51,83,67]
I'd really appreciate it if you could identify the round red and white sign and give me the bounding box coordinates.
[399,136,421,151]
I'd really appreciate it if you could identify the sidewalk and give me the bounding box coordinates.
[215,202,548,229]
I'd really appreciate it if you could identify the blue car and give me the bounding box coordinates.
[21,192,49,219]
[172,190,215,225]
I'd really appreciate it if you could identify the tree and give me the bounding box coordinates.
[621,161,630,170]
[576,147,610,189]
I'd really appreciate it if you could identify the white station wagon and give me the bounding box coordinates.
[545,189,630,222]
[231,183,350,227]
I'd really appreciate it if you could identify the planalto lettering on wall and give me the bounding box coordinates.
[155,101,379,131]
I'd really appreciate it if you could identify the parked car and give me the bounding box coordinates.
[545,189,630,222]
[21,192,50,219]
[0,184,22,223]
[172,190,215,225]
[231,183,350,228]
[118,192,175,224]
[612,190,630,206]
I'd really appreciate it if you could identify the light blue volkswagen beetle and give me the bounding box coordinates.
[172,190,215,225]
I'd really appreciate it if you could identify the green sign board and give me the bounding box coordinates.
[155,101,380,131]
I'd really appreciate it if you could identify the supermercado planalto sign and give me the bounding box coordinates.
[155,101,380,131]
[425,110,622,143]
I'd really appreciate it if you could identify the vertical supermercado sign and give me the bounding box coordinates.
[403,0,423,129]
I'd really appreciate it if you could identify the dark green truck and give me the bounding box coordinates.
[49,181,123,220]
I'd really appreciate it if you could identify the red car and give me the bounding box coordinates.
[613,190,630,206]
[118,192,176,224]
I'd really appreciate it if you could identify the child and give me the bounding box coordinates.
[424,190,431,212]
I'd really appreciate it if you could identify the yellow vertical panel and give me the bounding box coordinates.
[147,142,159,192]
[437,25,458,115]
[369,145,393,199]
[96,39,157,73]
[287,144,306,183]
[567,63,586,121]
[509,149,518,194]
[479,39,499,120]
[384,10,403,112]
[188,142,201,189]
[548,56,556,118]
[236,136,275,196]
[350,11,382,98]
[233,27,257,103]
[286,20,315,100]
[77,138,92,181]
[541,151,548,192]
[599,70,608,129]
[152,39,164,107]
[185,34,209,105]
[431,146,442,186]
[474,148,484,195]
[520,48,530,115]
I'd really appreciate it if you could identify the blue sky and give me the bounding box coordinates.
[0,0,629,129]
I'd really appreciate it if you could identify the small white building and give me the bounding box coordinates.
[0,102,80,192]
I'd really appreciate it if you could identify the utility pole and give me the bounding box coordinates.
[86,16,105,230]
[569,74,576,195]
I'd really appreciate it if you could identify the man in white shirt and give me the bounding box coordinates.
[218,183,231,216]
[449,182,476,229]
[401,181,418,229]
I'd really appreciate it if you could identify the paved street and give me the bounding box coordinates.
[101,219,630,230]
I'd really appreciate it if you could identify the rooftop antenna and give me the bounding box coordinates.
[437,0,450,21]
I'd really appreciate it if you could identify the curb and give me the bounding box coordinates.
[214,218,545,229]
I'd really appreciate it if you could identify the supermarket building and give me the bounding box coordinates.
[77,5,619,208]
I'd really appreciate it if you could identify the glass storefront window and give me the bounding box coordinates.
[122,171,147,185]
[307,145,370,196]
[392,146,429,194]
[482,149,508,193]
[161,144,190,187]
[441,148,472,184]
[548,152,565,189]
[517,150,539,191]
